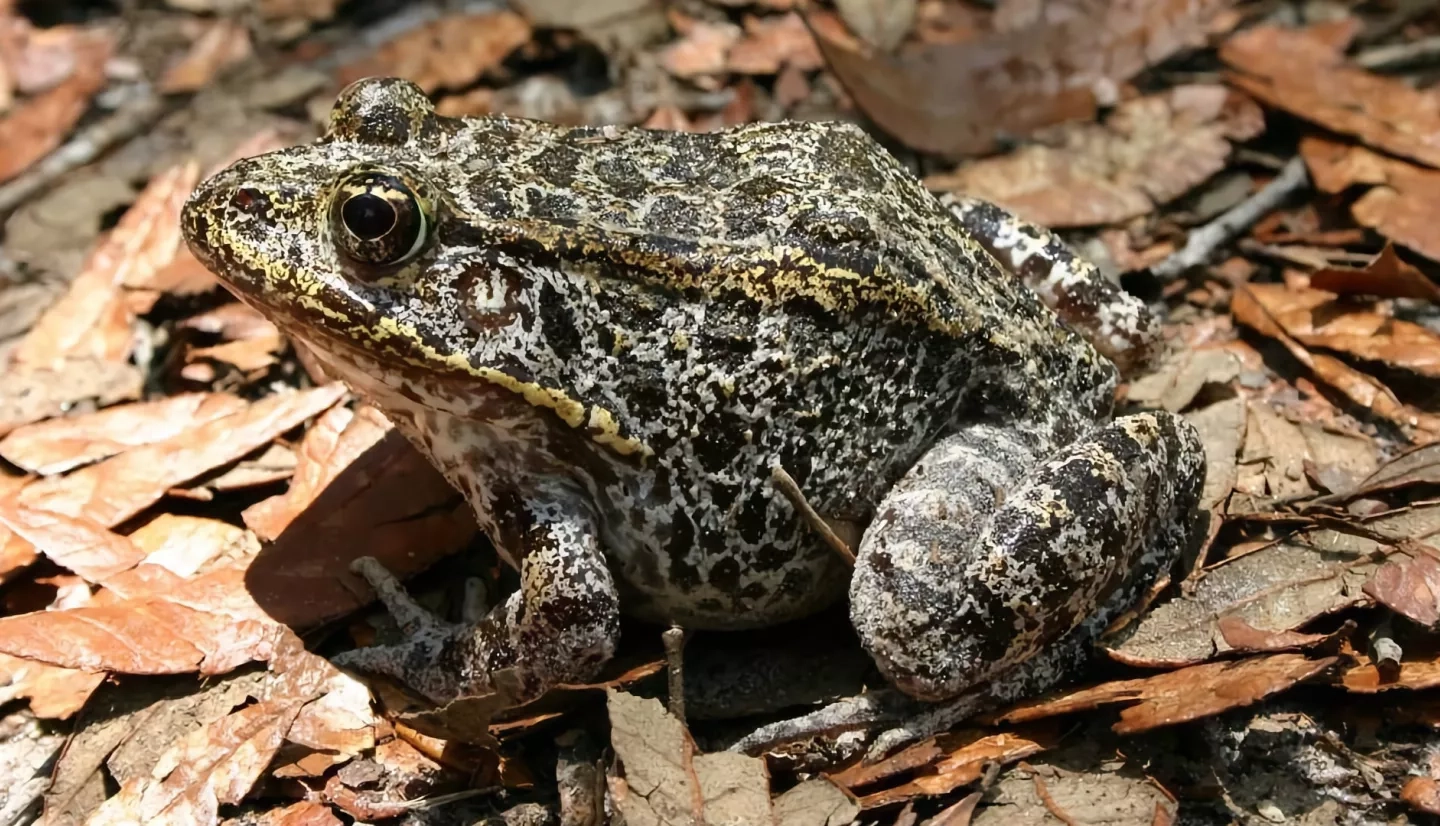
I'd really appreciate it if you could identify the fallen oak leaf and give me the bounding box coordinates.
[1223,22,1440,171]
[1362,549,1440,627]
[1230,283,1440,440]
[0,501,146,583]
[1310,244,1440,303]
[17,384,348,527]
[0,28,111,185]
[995,653,1339,733]
[809,0,1236,156]
[0,392,247,476]
[0,562,285,676]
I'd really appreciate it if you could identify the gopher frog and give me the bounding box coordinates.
[182,78,1204,720]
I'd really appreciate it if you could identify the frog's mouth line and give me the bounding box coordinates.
[248,299,658,463]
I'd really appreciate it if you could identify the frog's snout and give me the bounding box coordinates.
[181,161,296,292]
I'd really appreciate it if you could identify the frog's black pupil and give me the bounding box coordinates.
[343,193,396,241]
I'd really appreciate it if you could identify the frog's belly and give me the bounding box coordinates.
[321,349,857,629]
[590,472,855,631]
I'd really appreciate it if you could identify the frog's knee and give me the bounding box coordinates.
[850,412,1204,702]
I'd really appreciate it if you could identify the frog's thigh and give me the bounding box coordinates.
[339,501,621,704]
[850,411,1204,702]
[942,195,1158,374]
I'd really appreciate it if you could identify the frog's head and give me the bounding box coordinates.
[183,77,459,362]
[183,77,650,455]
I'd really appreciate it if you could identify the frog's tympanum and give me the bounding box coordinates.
[183,78,1204,722]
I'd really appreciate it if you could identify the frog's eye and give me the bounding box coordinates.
[331,172,429,269]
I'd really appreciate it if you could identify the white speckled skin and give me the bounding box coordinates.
[181,77,1205,709]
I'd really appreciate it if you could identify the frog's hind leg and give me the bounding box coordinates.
[850,411,1204,706]
[942,195,1160,376]
[335,501,621,706]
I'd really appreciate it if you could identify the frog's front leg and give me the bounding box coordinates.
[942,194,1160,375]
[335,500,620,705]
[851,411,1204,704]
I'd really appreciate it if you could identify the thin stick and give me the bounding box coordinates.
[1151,156,1310,281]
[771,465,855,565]
[0,89,165,215]
[662,625,687,724]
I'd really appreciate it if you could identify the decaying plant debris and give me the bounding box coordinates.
[3,1,1440,824]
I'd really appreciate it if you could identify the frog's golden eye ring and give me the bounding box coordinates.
[331,172,429,270]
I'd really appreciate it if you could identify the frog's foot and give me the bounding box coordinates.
[941,195,1160,376]
[335,505,621,706]
[333,556,473,703]
[851,410,1204,707]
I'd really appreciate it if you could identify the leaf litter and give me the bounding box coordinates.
[4,0,1440,823]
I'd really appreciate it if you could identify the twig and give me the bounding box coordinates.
[662,625,688,724]
[771,465,855,565]
[726,689,911,754]
[1032,772,1082,826]
[1151,156,1310,281]
[0,87,165,216]
[1355,34,1440,70]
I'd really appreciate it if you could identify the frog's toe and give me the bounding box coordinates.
[333,625,469,704]
[349,555,457,638]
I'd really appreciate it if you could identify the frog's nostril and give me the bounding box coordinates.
[231,186,267,214]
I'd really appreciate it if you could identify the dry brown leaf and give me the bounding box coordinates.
[0,359,143,441]
[1222,22,1440,171]
[258,0,343,23]
[0,18,95,95]
[243,404,391,541]
[998,654,1338,733]
[159,17,252,93]
[17,384,347,528]
[186,335,286,373]
[0,561,282,676]
[1344,442,1440,498]
[241,426,475,630]
[843,730,1053,809]
[11,162,200,370]
[179,302,280,341]
[0,650,104,719]
[1242,283,1440,378]
[0,392,247,475]
[1184,396,1246,514]
[728,12,824,75]
[0,502,146,582]
[810,0,1235,155]
[335,10,531,94]
[244,801,345,826]
[662,18,740,79]
[1310,244,1440,303]
[927,86,1247,227]
[1363,551,1440,627]
[85,696,304,825]
[1300,135,1391,194]
[1403,777,1440,815]
[1232,402,1318,503]
[834,0,916,52]
[606,689,786,825]
[1340,645,1440,693]
[1125,347,1241,414]
[772,778,864,825]
[0,27,109,184]
[1101,505,1432,665]
[284,672,376,757]
[1230,283,1440,440]
[1215,615,1351,653]
[1299,137,1440,265]
[128,514,254,578]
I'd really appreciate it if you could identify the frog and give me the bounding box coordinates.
[181,77,1205,737]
